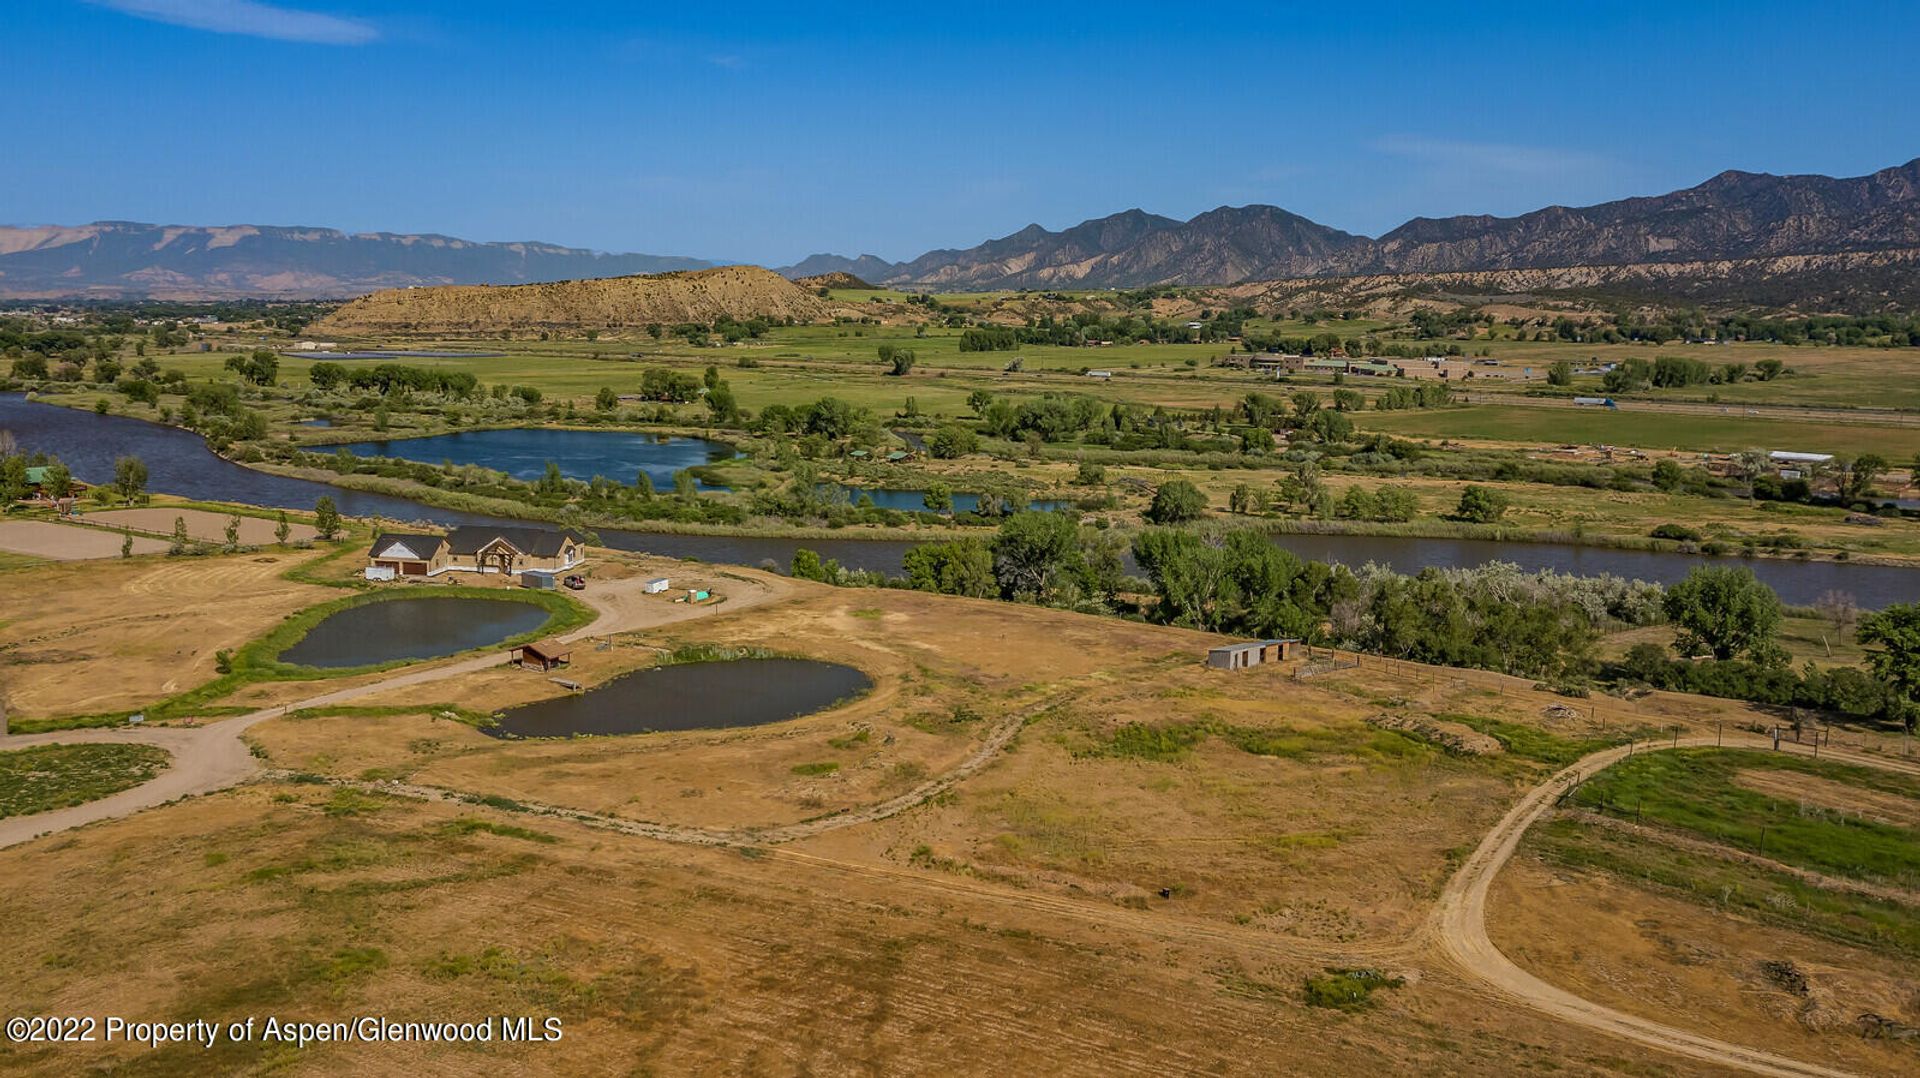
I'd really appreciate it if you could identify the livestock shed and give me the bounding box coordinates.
[1206,639,1300,670]
[511,639,572,672]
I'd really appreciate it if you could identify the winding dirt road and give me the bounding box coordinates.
[1426,732,1917,1078]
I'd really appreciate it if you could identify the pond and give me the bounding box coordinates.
[330,427,736,490]
[821,484,1073,514]
[276,596,552,669]
[484,658,871,738]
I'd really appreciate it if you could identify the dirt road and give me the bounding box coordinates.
[0,567,790,850]
[1428,733,1876,1078]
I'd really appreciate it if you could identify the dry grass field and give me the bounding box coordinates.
[0,548,336,716]
[5,561,1914,1074]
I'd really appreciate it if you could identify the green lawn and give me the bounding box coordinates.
[0,743,170,818]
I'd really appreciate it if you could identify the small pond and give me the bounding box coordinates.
[484,658,871,738]
[277,596,552,669]
[331,427,737,490]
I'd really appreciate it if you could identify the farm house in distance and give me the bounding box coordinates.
[366,525,587,580]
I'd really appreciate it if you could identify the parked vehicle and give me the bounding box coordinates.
[564,574,587,590]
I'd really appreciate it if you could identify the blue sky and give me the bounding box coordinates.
[7,1,1917,264]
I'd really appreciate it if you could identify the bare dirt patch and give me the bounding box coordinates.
[0,520,168,560]
[82,507,318,545]
[1734,768,1920,830]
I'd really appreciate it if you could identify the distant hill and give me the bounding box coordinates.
[775,253,900,282]
[793,271,877,290]
[315,265,830,335]
[783,158,1920,292]
[0,221,714,300]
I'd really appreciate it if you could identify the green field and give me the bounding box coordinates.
[1360,402,1920,457]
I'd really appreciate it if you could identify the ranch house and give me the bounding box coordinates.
[365,525,587,580]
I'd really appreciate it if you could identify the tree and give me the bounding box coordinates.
[1650,458,1685,492]
[1663,565,1782,662]
[1306,409,1353,444]
[224,512,242,550]
[705,383,738,422]
[1454,484,1509,524]
[790,548,836,582]
[882,347,916,376]
[595,386,619,412]
[634,472,655,500]
[1754,357,1785,381]
[112,455,148,503]
[1858,603,1920,730]
[313,496,342,541]
[927,424,978,459]
[1839,453,1887,501]
[902,538,995,598]
[42,460,73,499]
[169,515,191,555]
[1546,359,1573,387]
[120,529,133,558]
[1145,480,1208,524]
[991,512,1082,601]
[922,481,953,512]
[275,511,292,546]
[308,361,346,391]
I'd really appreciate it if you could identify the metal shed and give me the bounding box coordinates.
[1206,639,1301,670]
[521,569,558,590]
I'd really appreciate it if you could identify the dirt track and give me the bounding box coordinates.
[1427,733,1909,1078]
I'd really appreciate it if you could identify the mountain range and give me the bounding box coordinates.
[3,158,1916,300]
[0,222,713,300]
[786,158,1920,290]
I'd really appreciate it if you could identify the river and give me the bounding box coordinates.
[5,393,1916,608]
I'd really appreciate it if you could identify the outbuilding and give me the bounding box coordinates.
[511,639,572,672]
[644,577,671,594]
[521,569,558,590]
[1206,638,1300,670]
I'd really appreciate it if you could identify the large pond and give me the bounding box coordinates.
[330,427,735,489]
[8,393,1920,608]
[484,658,871,738]
[277,596,552,669]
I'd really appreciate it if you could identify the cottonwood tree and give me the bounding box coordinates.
[1857,603,1920,731]
[1663,565,1783,662]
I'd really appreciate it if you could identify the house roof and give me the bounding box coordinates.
[369,533,447,560]
[446,525,585,557]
